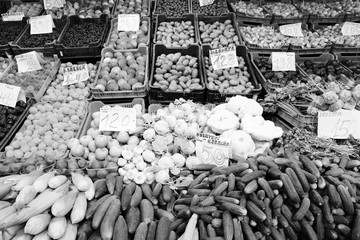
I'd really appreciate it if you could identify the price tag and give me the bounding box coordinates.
[0,83,21,108]
[117,14,140,31]
[99,106,137,132]
[1,12,24,21]
[318,110,360,139]
[44,0,64,10]
[279,23,303,37]
[196,133,231,166]
[199,0,214,6]
[30,15,54,35]
[341,22,360,36]
[209,46,239,71]
[15,51,42,73]
[271,52,296,71]
[62,63,90,86]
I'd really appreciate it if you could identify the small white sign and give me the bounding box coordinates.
[196,133,231,166]
[271,52,296,71]
[117,14,140,32]
[279,23,303,37]
[199,0,214,7]
[30,15,54,35]
[341,22,360,36]
[1,12,24,21]
[15,51,42,73]
[44,0,64,10]
[99,106,137,132]
[209,46,239,71]
[62,64,90,86]
[0,83,21,108]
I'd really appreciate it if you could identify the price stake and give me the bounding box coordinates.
[279,23,303,37]
[15,51,42,73]
[318,110,360,139]
[196,133,231,167]
[62,63,90,86]
[99,106,137,132]
[199,0,214,6]
[271,52,296,71]
[117,14,140,31]
[0,83,21,108]
[1,12,24,21]
[341,22,360,36]
[30,15,54,35]
[44,0,64,10]
[209,46,239,71]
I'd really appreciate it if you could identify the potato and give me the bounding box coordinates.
[156,20,195,47]
[199,20,240,48]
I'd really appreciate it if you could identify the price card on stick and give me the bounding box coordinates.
[271,52,296,71]
[62,63,90,86]
[99,106,137,132]
[117,14,140,31]
[196,133,231,167]
[318,110,360,139]
[209,46,239,71]
[44,0,64,10]
[341,22,360,36]
[15,51,42,73]
[0,83,21,108]
[1,12,24,21]
[199,0,214,6]
[279,23,303,37]
[30,15,54,35]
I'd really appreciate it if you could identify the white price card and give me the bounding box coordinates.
[199,0,214,6]
[99,106,137,132]
[271,52,296,71]
[44,0,64,10]
[30,15,54,35]
[196,133,231,167]
[209,46,239,71]
[279,23,303,37]
[341,22,360,36]
[62,64,90,86]
[318,110,360,139]
[15,51,42,73]
[0,83,21,108]
[117,14,140,31]
[1,12,24,21]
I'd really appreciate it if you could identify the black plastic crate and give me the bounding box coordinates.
[334,52,360,76]
[0,18,27,56]
[153,0,190,19]
[149,44,205,103]
[344,13,360,23]
[227,0,273,25]
[54,14,109,59]
[260,0,309,24]
[191,0,229,16]
[201,45,261,103]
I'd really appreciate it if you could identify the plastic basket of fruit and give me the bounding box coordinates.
[104,17,150,49]
[153,0,190,19]
[0,98,36,152]
[276,101,317,128]
[149,44,205,103]
[201,45,261,103]
[78,0,115,18]
[55,14,110,59]
[154,14,199,48]
[261,0,309,24]
[190,0,228,16]
[8,0,43,17]
[0,19,28,56]
[10,17,67,57]
[0,56,61,101]
[227,0,273,25]
[92,46,149,99]
[45,0,81,19]
[113,0,150,17]
[334,52,360,76]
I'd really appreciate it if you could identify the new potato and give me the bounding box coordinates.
[199,20,240,48]
[156,20,195,48]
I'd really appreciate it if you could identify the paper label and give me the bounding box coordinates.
[44,0,64,10]
[117,14,140,31]
[341,22,360,36]
[62,63,90,86]
[15,51,42,73]
[0,83,21,108]
[30,15,54,35]
[99,106,137,132]
[209,46,239,71]
[199,0,214,6]
[1,12,24,21]
[271,52,296,71]
[318,110,360,139]
[196,133,231,166]
[279,23,303,37]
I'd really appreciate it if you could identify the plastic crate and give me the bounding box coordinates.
[149,44,205,103]
[55,14,110,59]
[153,0,190,19]
[190,0,229,16]
[8,0,44,17]
[92,47,149,99]
[277,101,317,128]
[10,17,67,57]
[227,0,272,25]
[153,14,199,47]
[334,52,360,76]
[104,17,150,49]
[45,0,81,19]
[344,13,360,23]
[113,0,151,17]
[78,0,116,19]
[197,13,242,46]
[201,45,261,103]
[0,19,27,57]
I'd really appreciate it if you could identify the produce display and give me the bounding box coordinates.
[0,100,27,140]
[298,1,345,17]
[154,0,189,17]
[0,21,26,46]
[230,1,269,17]
[113,0,150,16]
[0,57,10,76]
[46,0,80,18]
[199,19,240,48]
[191,0,228,16]
[6,2,43,17]
[155,20,196,48]
[78,0,114,18]
[263,2,303,18]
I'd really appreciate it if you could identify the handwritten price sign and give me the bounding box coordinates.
[318,110,360,139]
[199,0,214,6]
[341,22,360,36]
[0,83,21,108]
[117,14,140,31]
[44,0,64,10]
[279,23,303,37]
[99,106,137,132]
[15,51,42,73]
[209,46,239,71]
[196,133,231,166]
[30,15,54,35]
[1,12,24,21]
[271,52,296,71]
[62,64,90,86]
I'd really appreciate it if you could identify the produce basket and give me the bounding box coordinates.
[45,0,81,19]
[149,44,205,103]
[261,0,309,24]
[227,0,273,25]
[277,101,317,128]
[54,14,110,59]
[153,14,199,47]
[113,0,151,18]
[92,46,149,99]
[8,0,44,17]
[78,0,116,18]
[10,17,67,57]
[190,0,229,16]
[201,45,262,103]
[153,0,191,19]
[0,19,27,56]
[104,17,150,49]
[344,13,360,23]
